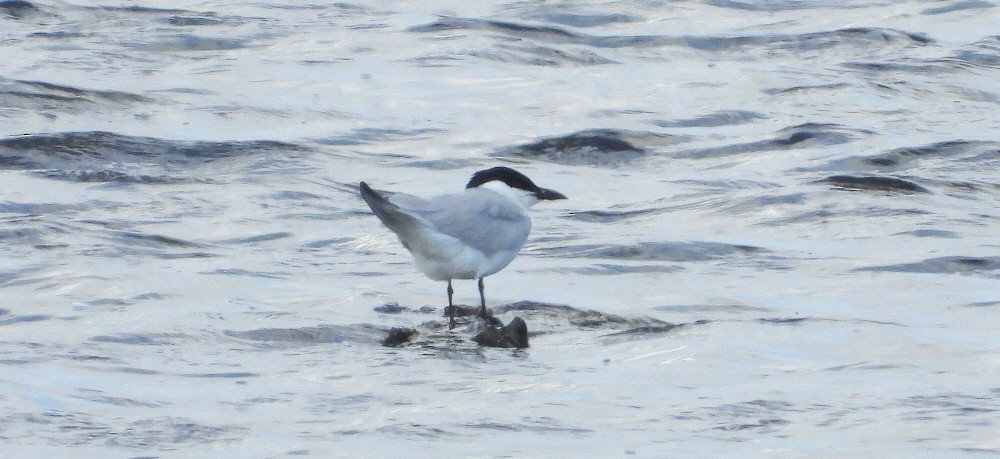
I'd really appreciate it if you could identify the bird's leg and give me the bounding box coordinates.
[447,280,455,330]
[478,278,486,317]
[478,278,502,327]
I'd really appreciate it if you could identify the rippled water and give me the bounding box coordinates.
[3,0,999,456]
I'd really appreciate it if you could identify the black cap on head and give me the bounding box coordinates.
[466,166,539,191]
[467,166,567,200]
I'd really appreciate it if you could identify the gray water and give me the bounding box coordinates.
[2,0,999,456]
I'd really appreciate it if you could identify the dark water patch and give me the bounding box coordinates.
[894,229,960,239]
[77,298,131,307]
[0,78,151,103]
[400,158,481,170]
[708,399,795,434]
[869,140,999,167]
[566,206,665,223]
[555,263,686,275]
[758,317,808,325]
[215,231,291,245]
[0,131,307,172]
[600,319,712,343]
[801,27,931,46]
[674,123,859,159]
[300,237,354,250]
[410,18,581,42]
[11,411,244,449]
[967,300,1000,308]
[842,60,959,74]
[116,231,203,249]
[763,82,851,95]
[123,34,248,52]
[410,18,930,54]
[0,78,152,116]
[547,241,767,262]
[107,416,247,449]
[73,389,161,408]
[376,423,457,438]
[705,0,841,11]
[31,169,199,184]
[854,256,1000,275]
[816,140,999,174]
[463,418,593,434]
[90,333,186,345]
[157,11,252,28]
[226,324,388,345]
[313,127,441,146]
[825,361,904,371]
[922,0,995,15]
[653,110,766,128]
[495,129,680,166]
[898,393,1000,419]
[115,366,161,375]
[182,372,258,378]
[714,417,790,431]
[164,14,225,26]
[0,225,45,243]
[953,36,1000,68]
[0,0,40,19]
[95,4,187,14]
[468,44,616,66]
[496,301,669,330]
[132,292,169,301]
[817,175,930,193]
[525,11,637,28]
[656,302,772,314]
[656,28,930,52]
[0,313,50,326]
[66,354,112,362]
[81,240,217,259]
[204,268,287,279]
[260,190,326,201]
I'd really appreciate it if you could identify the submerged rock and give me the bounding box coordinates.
[473,316,529,349]
[382,327,418,347]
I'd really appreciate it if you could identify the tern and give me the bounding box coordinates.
[360,166,567,328]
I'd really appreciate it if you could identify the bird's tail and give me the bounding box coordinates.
[359,182,426,243]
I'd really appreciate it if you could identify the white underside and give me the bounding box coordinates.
[407,226,522,280]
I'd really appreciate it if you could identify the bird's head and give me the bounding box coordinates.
[467,166,567,208]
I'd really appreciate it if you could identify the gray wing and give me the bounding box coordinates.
[407,188,532,256]
[361,183,531,256]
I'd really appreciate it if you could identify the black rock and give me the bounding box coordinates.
[382,327,417,347]
[473,316,529,349]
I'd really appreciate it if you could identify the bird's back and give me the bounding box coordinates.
[360,183,531,279]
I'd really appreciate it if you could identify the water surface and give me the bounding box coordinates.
[2,0,999,456]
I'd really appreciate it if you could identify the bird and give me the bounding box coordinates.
[360,166,567,329]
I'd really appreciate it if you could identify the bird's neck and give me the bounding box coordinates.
[480,181,538,209]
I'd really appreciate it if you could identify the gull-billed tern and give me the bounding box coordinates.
[360,166,567,328]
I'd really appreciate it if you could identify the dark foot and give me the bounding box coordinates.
[478,308,503,328]
[444,304,478,318]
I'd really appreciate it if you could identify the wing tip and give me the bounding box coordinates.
[359,181,381,203]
